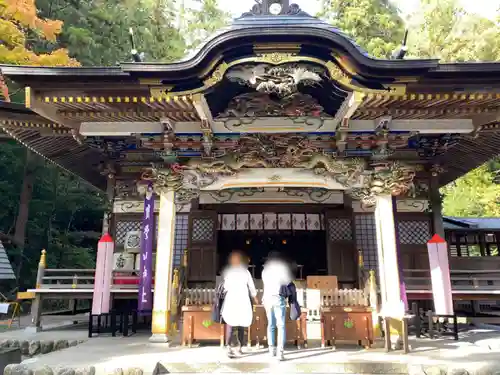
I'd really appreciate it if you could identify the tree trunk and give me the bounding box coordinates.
[14,150,35,283]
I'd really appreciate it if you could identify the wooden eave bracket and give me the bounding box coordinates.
[192,94,214,155]
[25,87,81,131]
[335,92,366,152]
[470,111,500,138]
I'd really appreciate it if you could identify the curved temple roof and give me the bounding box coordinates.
[0,1,499,191]
[1,2,500,90]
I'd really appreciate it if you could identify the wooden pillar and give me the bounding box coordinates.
[102,172,115,235]
[430,175,445,238]
[150,189,176,343]
[374,195,404,347]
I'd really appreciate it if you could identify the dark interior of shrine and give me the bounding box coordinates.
[217,230,327,279]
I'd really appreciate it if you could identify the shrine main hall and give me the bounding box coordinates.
[1,0,500,342]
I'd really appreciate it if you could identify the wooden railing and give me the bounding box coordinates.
[38,269,154,289]
[183,287,371,308]
[321,289,370,307]
[184,288,267,306]
[403,269,500,291]
[29,249,500,297]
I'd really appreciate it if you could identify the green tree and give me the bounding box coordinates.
[34,0,186,65]
[405,0,500,218]
[407,0,500,62]
[0,143,106,289]
[182,0,231,51]
[318,0,405,58]
[442,165,500,217]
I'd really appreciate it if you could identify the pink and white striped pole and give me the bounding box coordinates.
[427,234,454,315]
[92,233,115,315]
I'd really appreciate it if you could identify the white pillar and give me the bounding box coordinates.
[150,189,176,343]
[374,195,405,345]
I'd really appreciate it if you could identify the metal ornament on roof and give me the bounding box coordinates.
[242,1,307,17]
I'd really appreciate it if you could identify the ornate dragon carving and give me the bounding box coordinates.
[138,134,418,205]
[140,164,185,194]
[349,162,417,206]
[297,155,367,185]
[218,92,326,119]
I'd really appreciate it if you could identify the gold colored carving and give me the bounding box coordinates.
[203,61,229,87]
[149,86,176,98]
[197,56,223,79]
[325,61,351,85]
[254,52,297,64]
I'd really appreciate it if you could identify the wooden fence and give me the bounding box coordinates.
[183,287,370,308]
[38,269,150,289]
[321,288,370,307]
[403,269,500,291]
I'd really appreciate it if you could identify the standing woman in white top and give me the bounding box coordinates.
[221,250,258,358]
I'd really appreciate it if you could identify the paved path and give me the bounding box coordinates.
[15,329,500,374]
[0,314,88,341]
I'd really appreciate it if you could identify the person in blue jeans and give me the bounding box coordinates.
[262,252,292,361]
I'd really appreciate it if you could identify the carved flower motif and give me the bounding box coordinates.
[269,52,285,64]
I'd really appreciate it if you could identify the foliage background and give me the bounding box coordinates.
[0,0,498,290]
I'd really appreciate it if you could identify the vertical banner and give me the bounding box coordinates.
[427,234,454,315]
[92,233,114,315]
[138,183,154,314]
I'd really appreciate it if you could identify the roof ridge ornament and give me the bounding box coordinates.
[242,0,308,17]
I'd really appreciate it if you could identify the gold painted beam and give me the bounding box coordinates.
[41,94,194,106]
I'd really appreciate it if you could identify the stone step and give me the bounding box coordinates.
[153,361,409,374]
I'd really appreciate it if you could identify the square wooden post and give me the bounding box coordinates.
[150,189,176,343]
[374,195,405,348]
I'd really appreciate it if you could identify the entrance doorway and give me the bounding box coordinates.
[218,230,327,279]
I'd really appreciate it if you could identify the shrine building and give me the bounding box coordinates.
[1,0,500,342]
